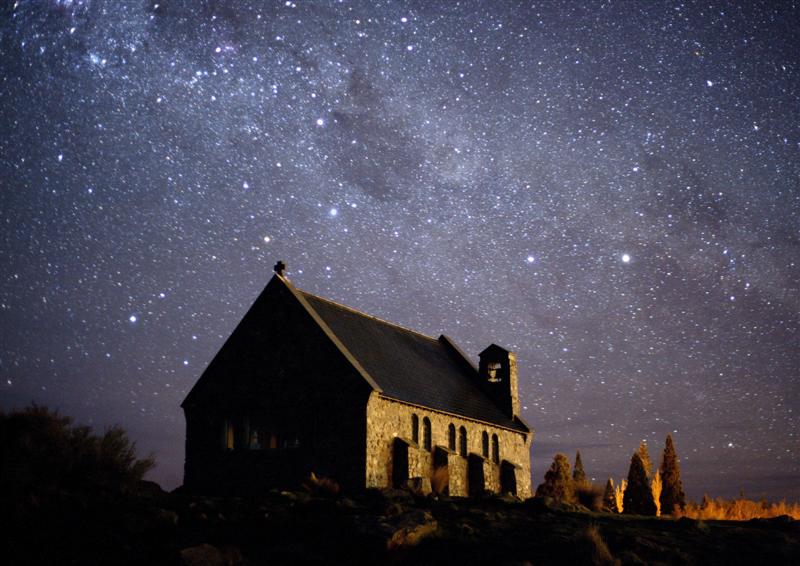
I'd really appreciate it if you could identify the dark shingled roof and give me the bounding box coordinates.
[301,291,528,433]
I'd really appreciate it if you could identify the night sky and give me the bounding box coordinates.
[1,1,798,500]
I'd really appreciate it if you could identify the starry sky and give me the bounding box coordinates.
[1,0,798,500]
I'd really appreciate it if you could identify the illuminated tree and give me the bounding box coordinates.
[623,452,657,515]
[651,470,662,516]
[659,434,687,514]
[536,453,574,503]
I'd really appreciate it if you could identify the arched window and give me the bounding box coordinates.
[411,414,419,444]
[448,423,456,451]
[492,434,499,463]
[423,417,432,451]
[482,431,490,458]
[459,426,467,457]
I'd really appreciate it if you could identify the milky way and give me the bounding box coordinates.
[1,1,798,499]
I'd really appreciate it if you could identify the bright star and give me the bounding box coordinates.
[316,118,325,126]
[621,254,631,263]
[129,315,137,323]
[526,255,535,264]
[329,208,338,217]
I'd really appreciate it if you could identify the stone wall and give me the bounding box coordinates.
[365,393,532,497]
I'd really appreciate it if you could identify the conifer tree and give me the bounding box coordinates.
[638,441,653,478]
[651,470,662,516]
[614,479,627,513]
[603,478,618,513]
[659,434,687,514]
[535,453,575,503]
[573,450,587,485]
[623,452,657,515]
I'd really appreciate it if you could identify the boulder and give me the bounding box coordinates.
[385,510,439,550]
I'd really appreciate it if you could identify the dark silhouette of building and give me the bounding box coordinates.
[181,262,533,496]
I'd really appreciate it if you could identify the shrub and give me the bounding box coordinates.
[430,466,449,496]
[675,496,800,521]
[302,472,340,498]
[574,525,617,566]
[576,483,605,512]
[0,404,154,496]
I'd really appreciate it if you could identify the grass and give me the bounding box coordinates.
[676,496,800,521]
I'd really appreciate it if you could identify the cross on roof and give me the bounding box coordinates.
[274,260,286,276]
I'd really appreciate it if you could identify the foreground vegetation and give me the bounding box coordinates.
[1,406,798,565]
[677,496,800,521]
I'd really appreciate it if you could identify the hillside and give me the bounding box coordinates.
[4,483,798,565]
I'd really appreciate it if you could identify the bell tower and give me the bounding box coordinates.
[478,344,520,418]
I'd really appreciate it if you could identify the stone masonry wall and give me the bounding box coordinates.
[365,393,532,497]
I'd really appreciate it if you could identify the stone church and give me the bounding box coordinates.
[181,262,533,497]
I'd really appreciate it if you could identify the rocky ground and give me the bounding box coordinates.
[4,482,799,565]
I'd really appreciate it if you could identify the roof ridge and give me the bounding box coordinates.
[299,289,440,343]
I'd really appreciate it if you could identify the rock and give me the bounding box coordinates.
[180,544,244,566]
[385,510,439,550]
[180,544,225,566]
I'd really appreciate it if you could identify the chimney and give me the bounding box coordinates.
[478,344,520,418]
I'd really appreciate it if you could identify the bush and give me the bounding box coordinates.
[576,483,605,512]
[574,525,618,566]
[302,472,341,498]
[0,404,154,496]
[675,496,800,521]
[430,466,449,496]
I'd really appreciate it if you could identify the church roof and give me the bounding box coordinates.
[298,288,529,433]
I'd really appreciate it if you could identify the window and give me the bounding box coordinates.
[249,429,261,449]
[411,414,419,444]
[423,417,432,451]
[482,431,489,458]
[448,423,456,451]
[487,361,502,382]
[224,419,235,450]
[459,426,467,457]
[492,434,499,463]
